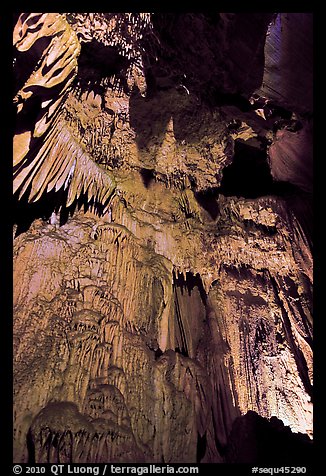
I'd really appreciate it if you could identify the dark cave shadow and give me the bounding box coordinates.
[224,411,313,464]
[129,12,273,156]
[13,185,108,237]
[13,186,68,236]
[26,428,35,464]
[14,34,53,97]
[217,139,273,199]
[192,137,313,245]
[129,88,172,151]
[76,39,130,96]
[139,168,156,188]
[173,270,207,304]
[195,187,221,221]
[197,431,207,462]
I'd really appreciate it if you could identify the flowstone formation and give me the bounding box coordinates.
[13,13,313,464]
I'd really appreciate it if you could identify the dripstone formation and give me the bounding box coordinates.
[13,13,313,464]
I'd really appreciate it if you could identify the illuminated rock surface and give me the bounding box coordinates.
[13,13,313,463]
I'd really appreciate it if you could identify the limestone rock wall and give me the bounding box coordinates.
[14,192,313,463]
[13,12,313,464]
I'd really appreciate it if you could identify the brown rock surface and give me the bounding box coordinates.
[13,13,313,464]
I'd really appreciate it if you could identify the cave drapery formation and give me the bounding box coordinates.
[13,13,313,464]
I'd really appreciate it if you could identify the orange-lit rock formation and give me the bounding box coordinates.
[13,13,313,464]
